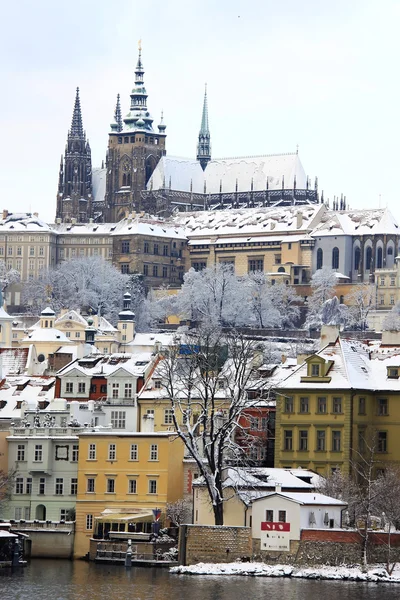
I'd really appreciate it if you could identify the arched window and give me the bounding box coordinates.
[377,247,383,269]
[332,247,339,270]
[354,247,360,271]
[122,173,127,186]
[317,248,323,270]
[366,246,372,270]
[127,173,131,186]
[388,247,393,256]
[277,267,285,273]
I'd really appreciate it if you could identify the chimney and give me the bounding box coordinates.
[141,412,154,432]
[320,324,340,349]
[382,330,400,346]
[56,218,62,224]
[275,483,282,493]
[71,218,77,225]
[89,218,93,224]
[296,210,303,229]
[281,354,287,364]
[33,212,39,217]
[2,209,8,220]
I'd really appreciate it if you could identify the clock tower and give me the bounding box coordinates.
[104,44,167,222]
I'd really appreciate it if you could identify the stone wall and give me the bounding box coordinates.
[180,525,252,566]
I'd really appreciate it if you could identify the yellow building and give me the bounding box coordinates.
[74,431,184,558]
[275,334,400,476]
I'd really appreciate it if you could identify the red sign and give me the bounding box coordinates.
[261,521,290,532]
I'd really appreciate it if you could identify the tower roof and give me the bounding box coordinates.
[200,84,210,135]
[70,87,84,138]
[197,84,211,170]
[123,42,155,133]
[111,93,123,132]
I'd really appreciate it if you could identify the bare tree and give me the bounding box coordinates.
[346,283,376,331]
[159,326,261,525]
[0,468,17,516]
[166,498,192,526]
[374,465,400,574]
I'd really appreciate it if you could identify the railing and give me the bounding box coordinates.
[10,427,85,436]
[11,520,75,531]
[104,398,136,406]
[95,542,176,562]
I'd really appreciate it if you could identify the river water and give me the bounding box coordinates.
[1,560,400,600]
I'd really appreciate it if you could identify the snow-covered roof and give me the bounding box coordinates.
[0,376,56,420]
[252,491,347,506]
[126,332,174,350]
[0,348,29,377]
[277,336,400,392]
[311,208,399,237]
[21,328,71,344]
[147,153,308,194]
[56,310,88,327]
[0,213,54,232]
[53,222,116,236]
[172,204,325,240]
[57,352,154,378]
[110,217,186,240]
[92,167,107,204]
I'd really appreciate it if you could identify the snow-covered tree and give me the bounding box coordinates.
[0,468,17,515]
[0,260,20,304]
[243,273,300,329]
[305,267,338,329]
[382,302,400,331]
[166,498,192,526]
[21,256,128,324]
[346,283,375,331]
[374,465,400,574]
[158,326,262,525]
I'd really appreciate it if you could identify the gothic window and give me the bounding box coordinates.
[127,173,131,186]
[366,246,372,270]
[317,248,323,270]
[354,246,360,271]
[122,174,127,186]
[145,155,157,185]
[332,247,339,270]
[388,247,394,255]
[377,247,383,269]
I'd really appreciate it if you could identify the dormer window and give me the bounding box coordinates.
[311,364,320,377]
[387,367,399,379]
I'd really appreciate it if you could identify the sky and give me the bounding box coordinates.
[1,0,399,223]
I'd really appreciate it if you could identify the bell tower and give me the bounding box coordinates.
[56,88,93,222]
[104,42,167,222]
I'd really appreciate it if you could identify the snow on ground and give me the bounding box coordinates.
[170,562,400,583]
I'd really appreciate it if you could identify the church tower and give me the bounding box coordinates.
[56,88,93,222]
[104,43,167,222]
[196,84,211,171]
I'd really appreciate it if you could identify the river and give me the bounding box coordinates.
[1,560,399,600]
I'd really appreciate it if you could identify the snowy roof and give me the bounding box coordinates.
[110,217,186,240]
[147,153,308,194]
[252,491,347,506]
[53,222,116,235]
[92,167,107,203]
[0,348,29,377]
[0,376,55,420]
[21,328,71,344]
[56,310,88,327]
[57,352,154,378]
[311,208,399,237]
[126,332,174,349]
[0,213,54,232]
[277,336,400,392]
[173,204,325,240]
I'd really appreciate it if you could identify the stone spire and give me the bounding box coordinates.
[196,84,211,171]
[124,41,154,132]
[111,93,123,132]
[70,87,84,138]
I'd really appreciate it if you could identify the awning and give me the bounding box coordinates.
[95,511,154,523]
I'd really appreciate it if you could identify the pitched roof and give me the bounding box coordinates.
[311,208,399,237]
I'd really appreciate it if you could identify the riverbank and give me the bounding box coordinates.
[170,562,400,583]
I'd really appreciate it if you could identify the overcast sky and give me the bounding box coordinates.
[1,0,399,222]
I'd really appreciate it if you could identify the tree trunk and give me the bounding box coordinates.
[213,501,224,526]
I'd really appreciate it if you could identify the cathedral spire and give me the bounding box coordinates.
[197,84,211,171]
[124,41,154,132]
[111,93,123,132]
[70,87,84,138]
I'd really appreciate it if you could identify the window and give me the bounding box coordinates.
[34,444,43,462]
[143,264,149,276]
[332,431,341,452]
[380,276,385,286]
[299,430,308,451]
[108,444,116,461]
[154,243,159,255]
[391,295,395,306]
[332,247,339,270]
[164,409,174,425]
[358,397,366,415]
[278,511,286,523]
[112,383,119,398]
[121,264,130,274]
[86,514,93,530]
[162,266,168,278]
[317,397,327,414]
[17,444,26,461]
[284,397,294,413]
[163,244,169,256]
[358,430,366,453]
[377,431,387,453]
[265,510,273,522]
[121,241,130,254]
[100,384,107,394]
[148,479,157,494]
[299,397,309,413]
[378,398,388,416]
[391,277,396,287]
[106,478,115,493]
[150,444,158,460]
[366,246,372,270]
[250,416,259,430]
[124,383,132,398]
[87,478,95,493]
[15,477,24,494]
[332,397,342,414]
[144,241,149,253]
[55,478,64,495]
[65,383,73,393]
[39,478,45,495]
[274,254,282,265]
[78,382,86,393]
[154,380,162,389]
[311,364,320,377]
[70,478,78,495]
[284,430,293,451]
[388,368,399,379]
[128,479,137,494]
[248,258,264,273]
[316,430,326,451]
[152,265,158,277]
[316,248,323,270]
[192,261,207,271]
[130,444,138,460]
[88,444,96,460]
[111,411,126,429]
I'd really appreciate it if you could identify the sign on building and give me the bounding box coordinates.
[260,521,290,551]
